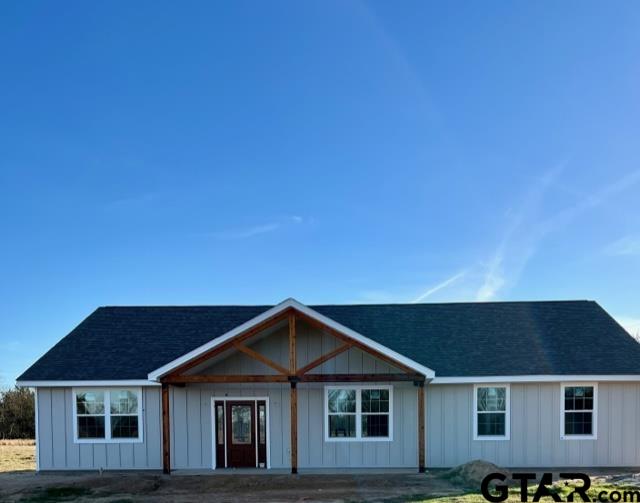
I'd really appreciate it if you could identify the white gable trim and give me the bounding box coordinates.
[147,298,436,381]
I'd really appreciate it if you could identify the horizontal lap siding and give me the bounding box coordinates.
[36,387,162,470]
[427,382,640,468]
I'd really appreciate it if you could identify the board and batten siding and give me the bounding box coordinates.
[171,320,415,469]
[36,387,162,470]
[428,382,640,467]
[169,383,417,469]
[190,321,403,377]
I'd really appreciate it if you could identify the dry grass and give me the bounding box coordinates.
[0,439,35,446]
[0,440,35,472]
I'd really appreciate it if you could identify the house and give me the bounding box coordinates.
[17,298,640,473]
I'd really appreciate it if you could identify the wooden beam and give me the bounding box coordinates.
[162,384,171,474]
[290,381,298,474]
[162,374,289,384]
[296,343,352,376]
[418,382,425,473]
[294,310,416,375]
[233,342,289,375]
[165,309,292,378]
[300,373,425,383]
[289,313,296,374]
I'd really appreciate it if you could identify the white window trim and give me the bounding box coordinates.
[473,383,510,441]
[323,385,393,442]
[560,382,598,440]
[72,387,143,444]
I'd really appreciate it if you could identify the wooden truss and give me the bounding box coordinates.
[160,307,426,474]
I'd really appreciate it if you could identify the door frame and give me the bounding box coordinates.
[211,396,271,470]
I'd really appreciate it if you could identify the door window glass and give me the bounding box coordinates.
[231,405,252,444]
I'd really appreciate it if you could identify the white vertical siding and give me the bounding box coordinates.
[36,387,162,470]
[427,382,640,468]
[169,382,418,470]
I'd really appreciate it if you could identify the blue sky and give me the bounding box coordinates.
[1,1,640,387]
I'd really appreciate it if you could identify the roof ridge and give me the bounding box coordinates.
[97,299,594,309]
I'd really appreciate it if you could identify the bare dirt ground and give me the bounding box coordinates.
[0,443,463,502]
[0,470,460,502]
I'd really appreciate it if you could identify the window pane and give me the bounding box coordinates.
[216,406,224,445]
[328,414,356,438]
[110,390,138,414]
[362,414,389,437]
[477,387,506,412]
[565,412,593,435]
[477,413,506,436]
[76,391,105,415]
[565,387,594,411]
[259,405,266,445]
[231,405,252,445]
[78,416,105,439]
[361,389,389,413]
[111,415,139,438]
[328,390,356,413]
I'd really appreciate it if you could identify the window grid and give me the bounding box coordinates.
[325,386,393,442]
[327,389,357,439]
[73,388,143,444]
[76,391,105,440]
[561,384,597,439]
[473,384,510,441]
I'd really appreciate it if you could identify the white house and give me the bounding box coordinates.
[17,298,640,473]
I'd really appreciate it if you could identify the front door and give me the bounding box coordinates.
[225,401,256,468]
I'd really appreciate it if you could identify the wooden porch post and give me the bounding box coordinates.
[417,381,425,473]
[290,381,298,474]
[162,383,171,474]
[289,312,298,474]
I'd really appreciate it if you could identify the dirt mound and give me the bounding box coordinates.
[441,460,509,488]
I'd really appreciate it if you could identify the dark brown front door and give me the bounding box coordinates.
[226,401,256,467]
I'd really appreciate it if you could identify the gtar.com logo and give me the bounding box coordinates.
[481,472,640,502]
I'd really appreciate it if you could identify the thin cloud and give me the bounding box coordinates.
[476,254,506,302]
[476,164,564,301]
[209,222,280,240]
[476,167,640,301]
[605,235,640,256]
[198,215,307,240]
[412,270,467,303]
[615,316,640,339]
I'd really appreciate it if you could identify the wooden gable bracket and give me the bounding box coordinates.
[233,341,289,375]
[292,310,417,375]
[162,308,292,380]
[160,307,423,383]
[159,305,428,475]
[296,342,352,376]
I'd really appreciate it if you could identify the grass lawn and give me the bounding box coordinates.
[0,439,36,472]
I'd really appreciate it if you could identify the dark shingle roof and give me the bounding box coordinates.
[17,301,640,381]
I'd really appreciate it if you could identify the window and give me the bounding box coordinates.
[325,386,392,441]
[473,385,510,440]
[73,388,143,443]
[562,384,597,439]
